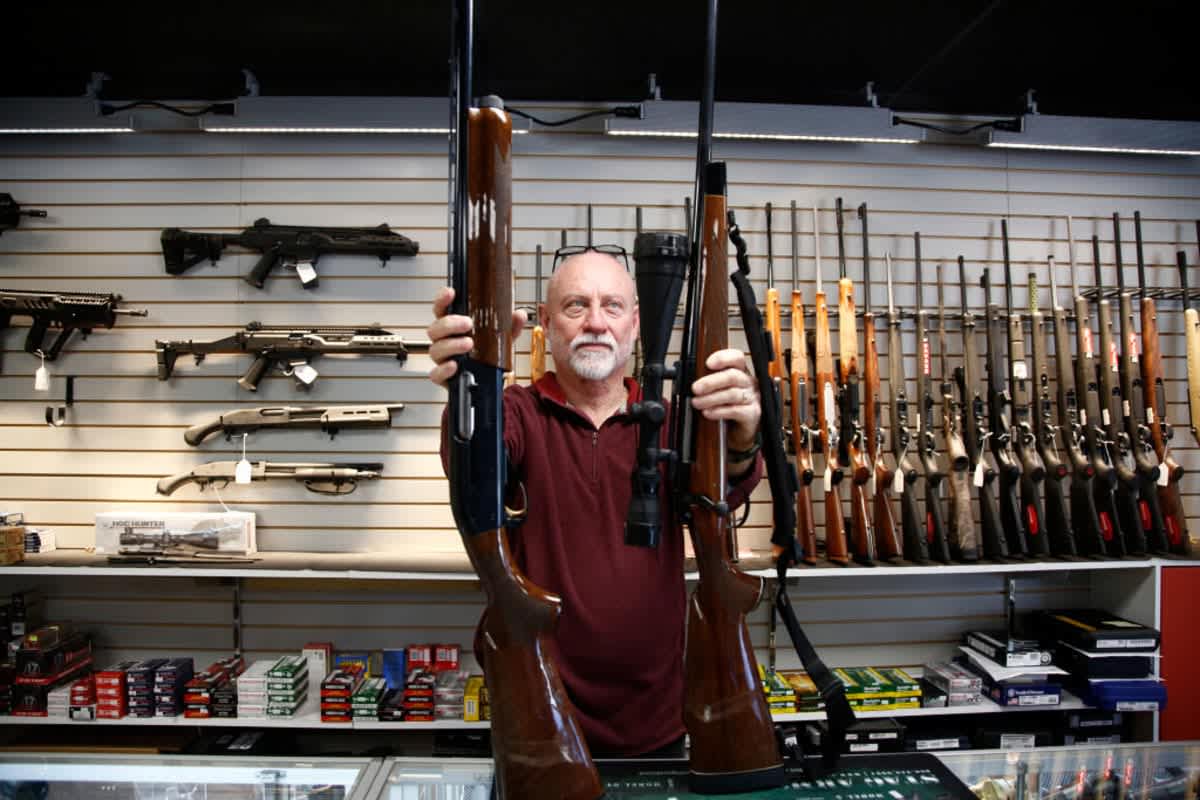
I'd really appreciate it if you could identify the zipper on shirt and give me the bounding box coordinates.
[591,431,599,481]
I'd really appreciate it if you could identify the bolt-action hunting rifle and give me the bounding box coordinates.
[1027,267,1077,556]
[913,234,951,563]
[1183,225,1200,447]
[1001,220,1049,556]
[789,201,818,564]
[885,252,926,562]
[938,262,976,561]
[0,193,47,236]
[983,265,1028,557]
[1091,234,1137,557]
[859,203,901,562]
[1134,212,1188,554]
[1047,251,1105,556]
[444,1,600,796]
[1117,212,1167,554]
[1070,221,1123,557]
[814,206,849,565]
[956,257,1008,559]
[836,198,875,565]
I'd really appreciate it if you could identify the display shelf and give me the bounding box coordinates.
[770,689,1091,723]
[0,549,1183,582]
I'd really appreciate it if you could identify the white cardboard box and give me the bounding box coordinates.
[95,511,256,555]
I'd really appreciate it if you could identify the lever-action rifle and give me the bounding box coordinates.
[1091,234,1137,556]
[1070,221,1123,557]
[1120,212,1168,554]
[938,262,976,561]
[1134,212,1188,555]
[913,234,951,563]
[162,218,420,289]
[1047,251,1105,556]
[836,197,875,565]
[444,1,600,796]
[0,289,147,373]
[814,206,849,565]
[956,257,1008,559]
[156,460,383,496]
[1002,220,1048,556]
[184,404,404,446]
[859,203,902,562]
[156,322,430,391]
[530,244,546,383]
[0,193,47,236]
[983,266,1027,557]
[885,252,926,562]
[789,201,818,564]
[1027,267,1076,556]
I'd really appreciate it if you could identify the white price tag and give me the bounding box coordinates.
[822,465,832,493]
[33,365,49,392]
[1158,464,1170,486]
[973,461,985,487]
[234,458,253,484]
[893,467,904,494]
[293,363,319,385]
[295,261,318,287]
[1122,400,1131,419]
[1102,408,1111,426]
[1147,407,1156,424]
[823,383,836,422]
[869,467,877,497]
[1013,361,1028,380]
[1079,409,1088,426]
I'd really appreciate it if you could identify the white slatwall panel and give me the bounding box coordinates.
[0,125,1196,678]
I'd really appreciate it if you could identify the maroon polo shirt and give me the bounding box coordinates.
[441,372,762,756]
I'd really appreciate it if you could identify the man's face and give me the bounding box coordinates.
[542,251,639,382]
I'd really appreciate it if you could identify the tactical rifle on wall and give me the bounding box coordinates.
[443,2,600,796]
[859,204,902,562]
[0,289,147,373]
[938,262,976,561]
[982,266,1028,557]
[0,193,47,236]
[184,404,404,446]
[1133,212,1189,555]
[913,234,951,563]
[1001,220,1048,557]
[956,257,1008,559]
[814,206,850,565]
[885,252,926,562]
[156,322,429,391]
[162,218,419,289]
[1027,267,1076,556]
[790,201,819,564]
[835,198,875,565]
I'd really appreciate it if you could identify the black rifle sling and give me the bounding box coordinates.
[727,211,852,768]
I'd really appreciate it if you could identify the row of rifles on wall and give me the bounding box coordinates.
[743,202,1197,565]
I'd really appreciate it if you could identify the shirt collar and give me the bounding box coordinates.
[532,371,642,416]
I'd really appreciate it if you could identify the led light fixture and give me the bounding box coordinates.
[988,114,1200,157]
[605,100,923,144]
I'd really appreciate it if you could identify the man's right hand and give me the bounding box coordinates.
[427,287,527,388]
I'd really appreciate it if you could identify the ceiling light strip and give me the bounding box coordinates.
[988,141,1200,157]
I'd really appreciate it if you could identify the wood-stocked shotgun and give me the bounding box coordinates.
[913,234,951,563]
[1047,249,1105,556]
[1027,266,1077,556]
[1001,220,1048,557]
[1134,212,1190,555]
[859,203,902,562]
[530,244,546,383]
[956,256,1009,559]
[1091,234,1137,557]
[814,205,850,565]
[444,1,600,796]
[938,262,976,561]
[1186,223,1200,448]
[789,200,819,564]
[835,197,876,565]
[885,252,927,562]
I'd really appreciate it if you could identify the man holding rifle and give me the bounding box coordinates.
[426,249,764,758]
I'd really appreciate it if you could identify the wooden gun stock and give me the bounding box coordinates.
[864,311,901,562]
[838,278,874,564]
[790,290,818,564]
[815,287,849,564]
[449,100,600,800]
[684,166,783,789]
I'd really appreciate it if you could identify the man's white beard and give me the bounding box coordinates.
[552,329,635,381]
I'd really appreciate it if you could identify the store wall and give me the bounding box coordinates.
[0,121,1197,671]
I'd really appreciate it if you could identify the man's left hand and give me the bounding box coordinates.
[690,348,760,452]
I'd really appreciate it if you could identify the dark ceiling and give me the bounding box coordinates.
[6,0,1199,121]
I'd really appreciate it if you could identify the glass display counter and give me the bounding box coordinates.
[0,753,381,799]
[938,743,1200,800]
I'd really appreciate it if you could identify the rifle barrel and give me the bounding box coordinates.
[859,203,871,314]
